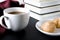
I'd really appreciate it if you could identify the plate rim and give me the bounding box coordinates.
[35,21,60,36]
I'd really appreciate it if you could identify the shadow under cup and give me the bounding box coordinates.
[3,7,30,31]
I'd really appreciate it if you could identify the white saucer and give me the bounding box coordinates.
[35,19,60,36]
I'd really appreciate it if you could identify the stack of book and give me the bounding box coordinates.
[24,0,60,20]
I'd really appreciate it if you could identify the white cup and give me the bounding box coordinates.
[0,7,30,31]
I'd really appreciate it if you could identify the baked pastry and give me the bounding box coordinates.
[41,21,56,33]
[52,18,58,26]
[53,18,60,28]
[57,18,60,28]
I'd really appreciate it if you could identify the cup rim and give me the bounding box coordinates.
[4,7,30,15]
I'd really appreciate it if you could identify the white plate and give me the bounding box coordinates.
[35,19,60,36]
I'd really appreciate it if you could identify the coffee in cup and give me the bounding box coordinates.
[0,7,30,31]
[8,11,24,14]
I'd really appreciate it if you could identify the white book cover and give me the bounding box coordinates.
[0,0,5,2]
[30,11,60,20]
[25,4,60,14]
[24,0,60,7]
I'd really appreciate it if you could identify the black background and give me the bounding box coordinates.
[0,17,60,40]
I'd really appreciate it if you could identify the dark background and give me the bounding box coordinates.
[0,17,60,40]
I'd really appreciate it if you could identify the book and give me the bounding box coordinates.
[25,4,60,14]
[24,0,60,7]
[30,11,60,20]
